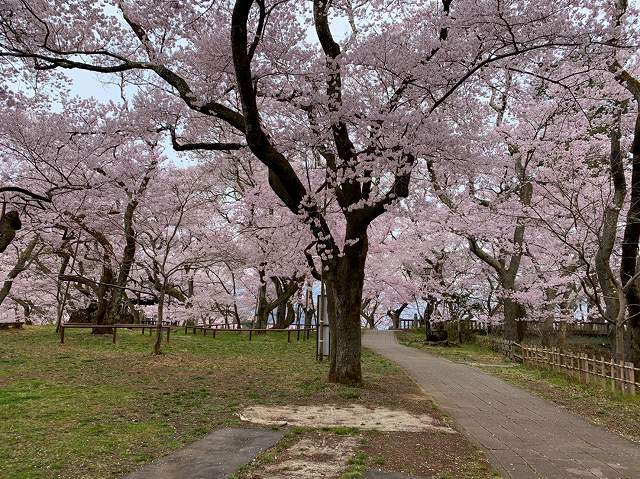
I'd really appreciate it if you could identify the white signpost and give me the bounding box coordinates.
[316,293,330,361]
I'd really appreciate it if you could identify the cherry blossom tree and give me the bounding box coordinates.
[3,0,635,383]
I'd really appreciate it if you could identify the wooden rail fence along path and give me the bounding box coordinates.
[520,344,638,395]
[60,323,172,345]
[476,335,522,360]
[402,319,615,336]
[478,335,640,395]
[183,325,314,342]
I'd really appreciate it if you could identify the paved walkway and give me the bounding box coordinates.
[363,331,640,479]
[121,427,283,479]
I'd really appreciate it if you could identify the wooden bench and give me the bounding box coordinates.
[0,321,24,330]
[60,323,171,344]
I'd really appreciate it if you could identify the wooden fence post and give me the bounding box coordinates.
[618,360,624,392]
[112,327,117,344]
[584,354,590,384]
[628,363,636,395]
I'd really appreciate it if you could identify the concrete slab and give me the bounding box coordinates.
[121,427,284,479]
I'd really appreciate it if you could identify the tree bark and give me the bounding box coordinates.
[154,285,166,355]
[502,296,527,342]
[231,0,410,385]
[0,211,21,254]
[107,199,138,323]
[387,303,408,330]
[620,106,640,363]
[361,297,379,329]
[107,159,157,323]
[255,274,300,329]
[325,225,368,386]
[0,234,39,307]
[93,261,115,334]
[595,113,626,327]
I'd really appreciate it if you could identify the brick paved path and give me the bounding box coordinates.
[363,331,640,479]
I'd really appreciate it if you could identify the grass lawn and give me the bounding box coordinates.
[1,326,496,479]
[397,329,640,443]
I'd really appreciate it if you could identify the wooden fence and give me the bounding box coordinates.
[420,319,614,337]
[521,345,638,395]
[477,335,639,395]
[476,335,522,360]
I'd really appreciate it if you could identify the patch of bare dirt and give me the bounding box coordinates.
[239,405,457,433]
[247,433,359,479]
[361,430,495,478]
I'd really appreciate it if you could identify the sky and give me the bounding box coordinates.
[60,10,353,165]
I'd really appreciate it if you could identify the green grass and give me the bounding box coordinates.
[0,326,400,479]
[397,329,640,443]
[340,452,368,479]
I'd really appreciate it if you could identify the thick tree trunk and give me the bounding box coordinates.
[273,278,287,326]
[303,284,314,329]
[387,303,408,330]
[92,262,114,334]
[255,275,300,329]
[231,272,242,329]
[255,282,268,328]
[282,302,296,329]
[154,288,166,355]
[0,211,21,254]
[55,252,71,333]
[233,302,241,329]
[105,160,156,324]
[595,116,626,328]
[424,298,434,338]
[620,109,640,364]
[360,298,378,329]
[0,235,39,307]
[11,297,34,324]
[304,307,314,329]
[503,296,526,342]
[269,298,296,329]
[540,287,558,347]
[107,200,138,323]
[326,226,368,386]
[540,315,554,348]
